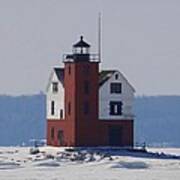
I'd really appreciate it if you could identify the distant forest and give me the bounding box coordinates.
[134,96,180,147]
[0,94,179,147]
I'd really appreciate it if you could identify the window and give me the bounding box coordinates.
[68,102,71,115]
[110,83,122,94]
[115,74,119,80]
[84,80,89,94]
[75,47,89,54]
[51,127,55,140]
[83,101,89,115]
[52,82,58,93]
[60,109,63,119]
[68,65,71,75]
[83,65,90,75]
[110,101,122,115]
[51,101,55,115]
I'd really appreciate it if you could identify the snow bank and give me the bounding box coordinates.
[36,160,60,167]
[0,147,180,180]
[0,162,21,170]
[110,161,149,169]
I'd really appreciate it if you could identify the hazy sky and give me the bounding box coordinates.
[0,0,180,95]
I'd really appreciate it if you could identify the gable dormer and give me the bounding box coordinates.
[46,68,65,120]
[99,70,135,120]
[46,68,64,93]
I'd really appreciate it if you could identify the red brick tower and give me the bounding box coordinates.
[63,36,100,146]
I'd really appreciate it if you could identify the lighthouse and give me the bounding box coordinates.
[46,36,134,147]
[63,36,100,146]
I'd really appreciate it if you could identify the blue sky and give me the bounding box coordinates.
[0,0,180,95]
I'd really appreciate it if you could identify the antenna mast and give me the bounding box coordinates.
[98,12,102,62]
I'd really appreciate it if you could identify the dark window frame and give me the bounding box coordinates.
[52,82,58,93]
[68,65,71,75]
[84,80,90,94]
[51,127,55,140]
[110,101,122,116]
[83,101,89,115]
[83,65,90,75]
[60,109,63,119]
[51,101,55,115]
[110,83,122,94]
[115,74,119,80]
[68,102,71,115]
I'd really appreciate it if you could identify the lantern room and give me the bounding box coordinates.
[73,36,90,55]
[63,36,99,63]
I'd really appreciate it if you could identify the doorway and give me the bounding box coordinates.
[57,130,64,146]
[108,126,122,146]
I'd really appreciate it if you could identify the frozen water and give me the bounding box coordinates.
[0,146,179,180]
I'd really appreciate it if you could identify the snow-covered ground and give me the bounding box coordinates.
[0,146,180,180]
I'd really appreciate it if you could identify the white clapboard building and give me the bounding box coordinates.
[46,68,135,120]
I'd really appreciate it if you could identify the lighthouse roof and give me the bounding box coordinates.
[73,36,90,48]
[54,67,64,85]
[51,67,135,92]
[99,70,135,92]
[99,70,116,86]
